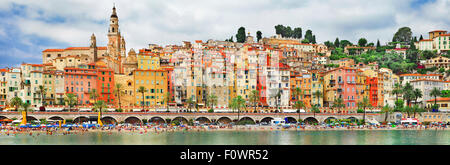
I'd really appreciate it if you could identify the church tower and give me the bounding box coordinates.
[90,33,98,62]
[106,4,126,74]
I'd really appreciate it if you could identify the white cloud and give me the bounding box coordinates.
[0,0,449,55]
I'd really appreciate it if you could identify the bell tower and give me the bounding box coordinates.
[90,33,98,62]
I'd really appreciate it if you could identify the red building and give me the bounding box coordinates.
[366,77,378,107]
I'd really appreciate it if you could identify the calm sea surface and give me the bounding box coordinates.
[1,130,449,145]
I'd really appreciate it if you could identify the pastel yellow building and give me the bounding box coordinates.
[133,69,168,107]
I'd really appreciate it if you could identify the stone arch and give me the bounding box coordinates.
[195,117,211,124]
[217,117,232,124]
[324,117,338,123]
[48,116,65,121]
[101,116,118,125]
[172,116,189,124]
[347,117,359,123]
[149,117,166,124]
[237,117,255,125]
[260,117,274,124]
[124,116,142,125]
[304,117,319,124]
[0,116,9,120]
[285,117,297,123]
[73,116,89,124]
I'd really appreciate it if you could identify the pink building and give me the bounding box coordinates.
[324,67,357,108]
[64,64,98,105]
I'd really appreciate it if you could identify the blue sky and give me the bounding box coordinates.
[0,0,448,68]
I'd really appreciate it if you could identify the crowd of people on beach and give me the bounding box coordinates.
[0,121,448,137]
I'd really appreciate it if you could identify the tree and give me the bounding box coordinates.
[10,96,23,112]
[381,105,393,123]
[376,39,381,48]
[20,102,32,124]
[248,90,260,112]
[304,30,313,43]
[340,40,352,48]
[113,83,124,110]
[430,87,441,111]
[186,97,194,112]
[37,85,47,107]
[333,98,345,113]
[412,105,424,118]
[419,35,423,41]
[93,100,107,125]
[64,93,77,112]
[392,83,403,103]
[256,31,262,42]
[89,89,99,104]
[357,97,371,125]
[358,38,368,47]
[164,92,173,112]
[236,27,246,43]
[294,101,305,122]
[272,90,282,112]
[313,90,323,107]
[137,86,147,110]
[402,83,415,108]
[229,96,246,124]
[324,41,333,48]
[312,35,316,44]
[207,94,218,109]
[392,27,412,43]
[311,104,320,118]
[301,39,310,43]
[334,38,340,48]
[293,27,302,39]
[421,50,437,59]
[413,88,422,106]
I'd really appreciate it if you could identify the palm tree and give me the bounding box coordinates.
[37,85,47,107]
[403,89,415,108]
[333,98,345,113]
[186,97,194,112]
[93,100,107,126]
[137,86,147,110]
[391,83,403,102]
[248,90,260,112]
[311,104,320,118]
[20,102,32,124]
[313,90,323,107]
[230,96,246,124]
[413,88,422,106]
[113,83,124,110]
[381,105,393,123]
[88,89,99,104]
[10,96,23,112]
[292,87,302,103]
[357,97,371,125]
[64,93,77,112]
[430,87,441,111]
[294,101,305,122]
[164,92,173,112]
[207,94,218,111]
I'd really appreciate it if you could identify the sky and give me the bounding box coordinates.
[0,0,448,68]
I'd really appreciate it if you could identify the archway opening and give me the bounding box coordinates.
[285,117,297,123]
[0,116,8,120]
[149,117,166,125]
[324,117,338,124]
[124,117,142,125]
[347,117,359,123]
[304,117,319,124]
[73,116,89,124]
[195,117,211,124]
[48,116,64,121]
[260,117,274,124]
[172,117,188,125]
[101,116,118,125]
[21,116,38,122]
[237,117,255,125]
[217,117,232,124]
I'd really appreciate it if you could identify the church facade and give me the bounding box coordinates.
[41,6,126,74]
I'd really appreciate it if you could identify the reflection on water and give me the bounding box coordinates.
[0,130,449,145]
